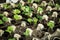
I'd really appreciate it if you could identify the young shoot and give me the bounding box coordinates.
[13,9,21,14]
[37,7,43,14]
[33,17,38,24]
[28,0,34,3]
[2,17,8,22]
[27,18,33,23]
[24,28,33,36]
[6,25,16,33]
[0,20,4,24]
[47,21,55,29]
[14,15,22,20]
[3,3,11,9]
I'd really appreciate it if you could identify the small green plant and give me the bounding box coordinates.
[24,6,30,12]
[14,15,22,20]
[6,26,14,33]
[37,7,43,13]
[2,17,8,22]
[28,0,34,3]
[47,21,55,29]
[24,29,30,36]
[3,4,11,9]
[27,18,33,23]
[0,20,4,24]
[56,4,60,9]
[36,15,42,20]
[33,17,38,24]
[13,9,21,14]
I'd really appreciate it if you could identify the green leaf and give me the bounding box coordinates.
[27,18,33,23]
[37,7,43,13]
[33,17,38,24]
[24,29,30,36]
[14,15,22,20]
[13,9,20,14]
[6,26,13,33]
[47,21,54,29]
[0,20,4,24]
[24,6,32,13]
[36,15,42,20]
[2,17,8,22]
[28,0,34,3]
[3,4,11,9]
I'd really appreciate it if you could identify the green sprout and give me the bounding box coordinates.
[6,26,14,33]
[2,17,8,22]
[24,6,31,12]
[47,21,55,29]
[22,6,32,17]
[28,0,34,3]
[0,20,4,24]
[21,6,25,10]
[8,38,16,40]
[14,15,22,20]
[37,7,43,14]
[56,4,60,10]
[27,18,33,23]
[36,15,42,20]
[13,9,21,14]
[3,4,11,9]
[24,29,30,36]
[33,17,38,24]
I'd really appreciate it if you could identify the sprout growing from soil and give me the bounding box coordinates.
[2,16,8,22]
[0,20,4,24]
[6,25,16,33]
[37,7,43,14]
[14,34,21,40]
[36,15,42,21]
[27,18,33,23]
[3,4,11,9]
[47,21,55,29]
[55,4,60,10]
[13,9,21,14]
[33,17,38,24]
[28,0,34,3]
[24,6,31,12]
[14,15,22,20]
[8,38,16,40]
[24,28,33,36]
